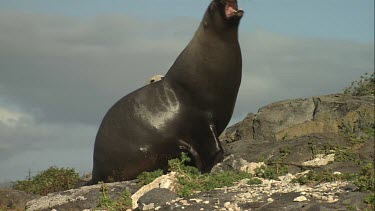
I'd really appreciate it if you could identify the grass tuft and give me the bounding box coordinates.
[167,153,261,197]
[97,182,132,211]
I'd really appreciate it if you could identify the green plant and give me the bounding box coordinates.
[308,142,318,159]
[281,132,289,140]
[254,164,288,180]
[203,171,261,191]
[97,182,116,209]
[279,147,291,157]
[347,205,356,211]
[344,72,374,96]
[168,153,261,197]
[97,182,132,211]
[137,169,164,186]
[334,147,360,163]
[364,193,375,210]
[253,147,291,180]
[13,166,79,195]
[354,163,374,192]
[340,112,375,145]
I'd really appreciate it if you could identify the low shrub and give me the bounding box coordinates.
[13,166,79,195]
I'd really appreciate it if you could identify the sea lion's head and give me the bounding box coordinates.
[205,0,244,30]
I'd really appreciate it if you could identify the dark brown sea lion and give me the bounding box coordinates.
[92,0,243,183]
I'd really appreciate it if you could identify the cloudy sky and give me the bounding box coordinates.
[0,0,373,182]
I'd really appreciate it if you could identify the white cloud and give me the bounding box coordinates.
[0,107,32,127]
[0,105,96,181]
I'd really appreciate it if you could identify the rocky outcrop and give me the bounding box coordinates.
[2,93,373,211]
[224,94,374,143]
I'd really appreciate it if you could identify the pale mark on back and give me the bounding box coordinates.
[135,85,180,130]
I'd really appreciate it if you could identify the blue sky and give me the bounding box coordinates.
[0,0,373,182]
[1,0,374,42]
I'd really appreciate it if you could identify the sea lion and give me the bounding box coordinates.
[92,0,243,183]
[146,74,164,85]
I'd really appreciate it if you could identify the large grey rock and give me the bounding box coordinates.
[252,94,374,142]
[254,97,316,142]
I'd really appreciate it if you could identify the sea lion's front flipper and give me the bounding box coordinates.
[209,124,224,165]
[178,139,203,170]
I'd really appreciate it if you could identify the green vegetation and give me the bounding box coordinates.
[167,153,261,197]
[254,164,288,180]
[353,163,374,192]
[13,166,79,195]
[137,169,164,186]
[292,163,374,192]
[97,182,132,211]
[334,108,374,168]
[340,111,375,145]
[253,147,290,180]
[333,147,361,163]
[344,72,374,96]
[364,193,375,210]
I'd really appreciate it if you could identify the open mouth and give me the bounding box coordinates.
[225,0,243,18]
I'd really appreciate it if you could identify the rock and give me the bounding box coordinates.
[252,94,373,142]
[219,113,256,143]
[0,188,38,210]
[254,97,316,142]
[74,173,92,188]
[131,172,177,209]
[293,195,308,202]
[240,161,266,175]
[223,133,351,174]
[223,201,241,211]
[302,154,335,166]
[137,188,178,211]
[359,137,375,161]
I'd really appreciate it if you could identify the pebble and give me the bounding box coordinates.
[223,202,231,208]
[293,196,308,202]
[189,198,203,203]
[180,200,189,206]
[333,171,341,175]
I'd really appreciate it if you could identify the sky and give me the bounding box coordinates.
[0,0,373,182]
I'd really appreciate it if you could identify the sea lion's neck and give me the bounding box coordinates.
[165,17,241,96]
